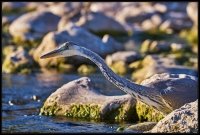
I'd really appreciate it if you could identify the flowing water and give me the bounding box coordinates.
[2,73,135,133]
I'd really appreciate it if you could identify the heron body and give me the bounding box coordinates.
[40,41,198,114]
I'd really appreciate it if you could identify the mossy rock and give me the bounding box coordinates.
[2,46,34,74]
[40,77,137,122]
[110,61,128,76]
[136,101,164,122]
[58,63,75,73]
[77,64,96,75]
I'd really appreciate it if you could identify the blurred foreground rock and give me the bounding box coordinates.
[148,100,198,133]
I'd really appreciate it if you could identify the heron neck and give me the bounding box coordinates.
[79,47,152,97]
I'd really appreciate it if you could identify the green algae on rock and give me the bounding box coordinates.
[2,46,34,74]
[136,100,164,122]
[40,77,138,122]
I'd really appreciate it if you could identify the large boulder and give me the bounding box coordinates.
[34,24,123,67]
[9,10,60,42]
[148,100,198,133]
[40,77,138,122]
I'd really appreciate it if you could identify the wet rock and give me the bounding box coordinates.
[140,39,188,54]
[34,24,122,67]
[148,100,198,133]
[106,51,141,65]
[131,55,197,83]
[9,10,61,42]
[2,46,34,74]
[124,122,157,132]
[40,77,138,122]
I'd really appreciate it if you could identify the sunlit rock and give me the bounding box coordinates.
[148,100,198,133]
[9,10,60,42]
[40,77,138,122]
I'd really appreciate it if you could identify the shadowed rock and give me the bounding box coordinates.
[9,10,60,42]
[40,77,138,122]
[147,100,198,133]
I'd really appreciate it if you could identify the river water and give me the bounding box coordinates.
[2,73,135,133]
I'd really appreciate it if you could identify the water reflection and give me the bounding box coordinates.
[2,73,132,133]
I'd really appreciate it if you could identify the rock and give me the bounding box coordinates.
[140,39,188,53]
[47,2,83,17]
[9,10,61,42]
[106,51,141,65]
[76,12,126,35]
[40,77,138,122]
[162,12,193,31]
[102,34,124,52]
[124,122,157,132]
[90,2,120,17]
[187,2,198,26]
[131,55,197,83]
[136,100,165,122]
[148,100,198,133]
[109,61,128,76]
[34,24,122,67]
[163,2,188,12]
[77,64,96,75]
[2,46,34,74]
[2,15,18,25]
[2,2,27,13]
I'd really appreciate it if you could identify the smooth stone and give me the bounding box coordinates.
[47,2,84,17]
[9,10,60,41]
[76,12,126,34]
[40,77,137,121]
[147,100,198,133]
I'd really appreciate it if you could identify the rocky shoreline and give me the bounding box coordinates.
[2,2,198,133]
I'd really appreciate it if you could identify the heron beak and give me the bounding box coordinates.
[40,48,63,59]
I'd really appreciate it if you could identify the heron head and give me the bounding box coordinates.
[40,41,81,59]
